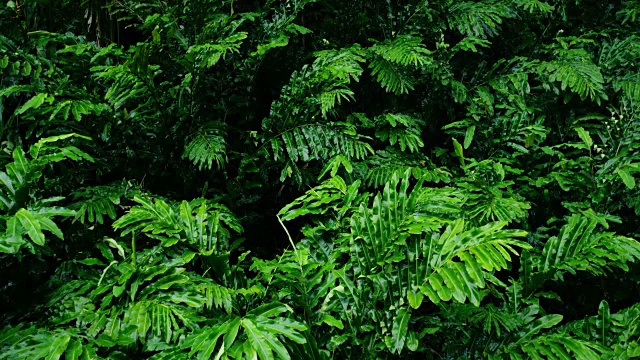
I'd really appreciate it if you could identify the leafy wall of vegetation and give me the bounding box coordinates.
[1,0,640,358]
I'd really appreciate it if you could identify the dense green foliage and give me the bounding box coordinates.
[1,0,640,358]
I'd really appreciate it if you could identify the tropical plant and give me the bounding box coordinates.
[2,0,640,359]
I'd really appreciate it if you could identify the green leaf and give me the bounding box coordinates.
[321,314,344,329]
[64,339,83,360]
[407,290,424,309]
[596,300,610,346]
[390,308,411,354]
[256,318,307,344]
[45,333,71,360]
[575,127,593,148]
[16,209,45,246]
[0,217,24,253]
[242,318,273,360]
[616,167,635,189]
[453,138,464,165]
[515,314,563,344]
[15,93,49,115]
[464,125,476,149]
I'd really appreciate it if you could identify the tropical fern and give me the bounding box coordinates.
[537,40,607,103]
[447,1,516,39]
[368,35,433,94]
[113,196,243,255]
[521,213,640,292]
[154,303,308,360]
[365,149,452,187]
[71,181,140,224]
[0,134,93,253]
[184,129,228,171]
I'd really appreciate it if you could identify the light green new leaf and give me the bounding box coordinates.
[321,314,344,330]
[407,290,424,309]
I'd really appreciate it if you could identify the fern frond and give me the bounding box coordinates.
[506,332,604,359]
[0,326,95,360]
[374,114,425,152]
[538,47,607,103]
[564,300,640,356]
[365,150,451,187]
[369,58,415,94]
[268,122,373,163]
[448,1,516,38]
[417,220,529,305]
[513,0,554,14]
[160,303,307,360]
[368,36,433,94]
[188,32,248,68]
[71,181,139,224]
[349,173,529,306]
[184,131,227,170]
[113,196,242,254]
[613,74,640,101]
[522,214,640,292]
[370,36,432,67]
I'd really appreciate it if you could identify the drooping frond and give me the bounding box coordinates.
[0,326,96,360]
[374,114,425,153]
[188,32,248,68]
[347,173,529,307]
[151,303,307,360]
[505,331,604,359]
[93,45,160,113]
[0,134,92,253]
[513,0,554,14]
[564,301,640,357]
[456,160,531,225]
